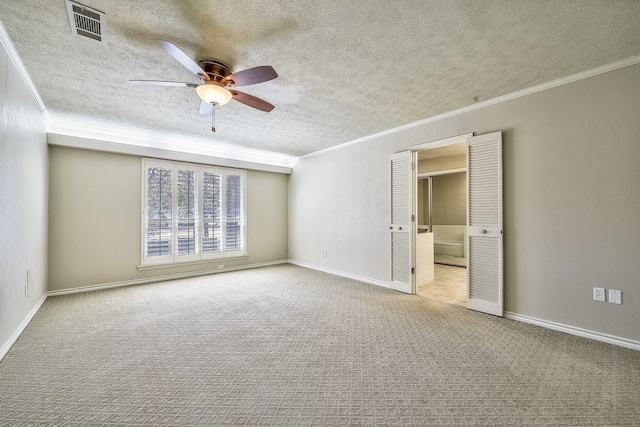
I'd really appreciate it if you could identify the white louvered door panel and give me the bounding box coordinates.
[390,151,414,294]
[467,132,503,316]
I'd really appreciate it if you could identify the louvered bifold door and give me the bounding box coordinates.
[390,151,414,294]
[467,132,503,316]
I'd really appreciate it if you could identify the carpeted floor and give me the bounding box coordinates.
[1,264,639,426]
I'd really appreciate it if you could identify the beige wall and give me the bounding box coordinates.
[418,154,466,174]
[48,146,288,291]
[432,173,466,226]
[418,173,467,227]
[0,43,48,355]
[417,179,427,225]
[289,63,640,343]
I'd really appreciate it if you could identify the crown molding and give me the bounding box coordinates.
[0,20,46,113]
[294,55,640,162]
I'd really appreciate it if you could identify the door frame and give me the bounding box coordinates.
[409,133,472,296]
[409,132,505,317]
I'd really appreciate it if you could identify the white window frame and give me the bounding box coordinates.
[141,158,247,266]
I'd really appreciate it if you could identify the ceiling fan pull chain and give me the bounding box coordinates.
[211,103,216,132]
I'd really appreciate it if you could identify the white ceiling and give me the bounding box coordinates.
[1,1,639,160]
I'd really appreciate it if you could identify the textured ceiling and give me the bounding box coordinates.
[1,1,639,157]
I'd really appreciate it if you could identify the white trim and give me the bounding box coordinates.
[505,312,640,352]
[137,256,249,270]
[288,260,390,289]
[0,21,47,113]
[0,292,48,362]
[48,260,289,296]
[417,168,466,179]
[294,55,640,162]
[410,133,473,151]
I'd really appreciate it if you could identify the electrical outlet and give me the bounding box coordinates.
[218,265,224,270]
[320,250,327,258]
[608,289,622,304]
[25,268,32,297]
[593,287,606,302]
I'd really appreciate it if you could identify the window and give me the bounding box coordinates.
[142,159,247,266]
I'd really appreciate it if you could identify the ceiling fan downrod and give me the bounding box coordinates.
[211,103,216,132]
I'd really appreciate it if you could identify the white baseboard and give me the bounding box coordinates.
[505,311,640,352]
[48,260,289,296]
[0,292,48,362]
[288,260,390,289]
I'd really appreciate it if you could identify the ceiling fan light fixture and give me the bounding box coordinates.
[196,84,232,106]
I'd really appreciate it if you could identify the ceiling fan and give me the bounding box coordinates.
[131,39,278,131]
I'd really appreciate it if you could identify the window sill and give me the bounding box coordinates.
[137,255,249,271]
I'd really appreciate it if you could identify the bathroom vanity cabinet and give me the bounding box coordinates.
[416,231,434,286]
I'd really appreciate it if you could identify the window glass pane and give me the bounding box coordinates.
[177,169,198,255]
[202,172,222,253]
[143,161,246,265]
[226,174,243,251]
[146,167,172,257]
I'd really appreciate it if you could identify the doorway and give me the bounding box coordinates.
[389,131,503,316]
[414,143,468,307]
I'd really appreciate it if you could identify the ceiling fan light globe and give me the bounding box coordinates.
[196,84,232,106]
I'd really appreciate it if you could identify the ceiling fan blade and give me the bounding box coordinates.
[130,80,198,88]
[222,66,278,87]
[230,90,275,112]
[156,39,209,81]
[199,100,213,116]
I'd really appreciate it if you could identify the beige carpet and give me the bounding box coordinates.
[1,264,639,426]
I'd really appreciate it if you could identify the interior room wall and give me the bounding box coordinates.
[417,179,426,226]
[417,179,431,228]
[432,173,466,226]
[289,63,640,343]
[48,145,288,292]
[0,43,48,356]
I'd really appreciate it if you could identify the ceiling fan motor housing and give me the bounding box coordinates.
[198,59,232,84]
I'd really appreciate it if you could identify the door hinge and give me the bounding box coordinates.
[411,215,415,222]
[411,267,415,274]
[411,162,415,170]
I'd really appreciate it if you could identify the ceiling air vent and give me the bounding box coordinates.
[65,0,106,44]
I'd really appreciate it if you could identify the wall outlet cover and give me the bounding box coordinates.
[593,287,606,302]
[608,289,622,304]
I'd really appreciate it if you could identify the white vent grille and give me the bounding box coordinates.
[65,0,106,44]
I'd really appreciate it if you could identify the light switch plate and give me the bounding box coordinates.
[608,289,622,304]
